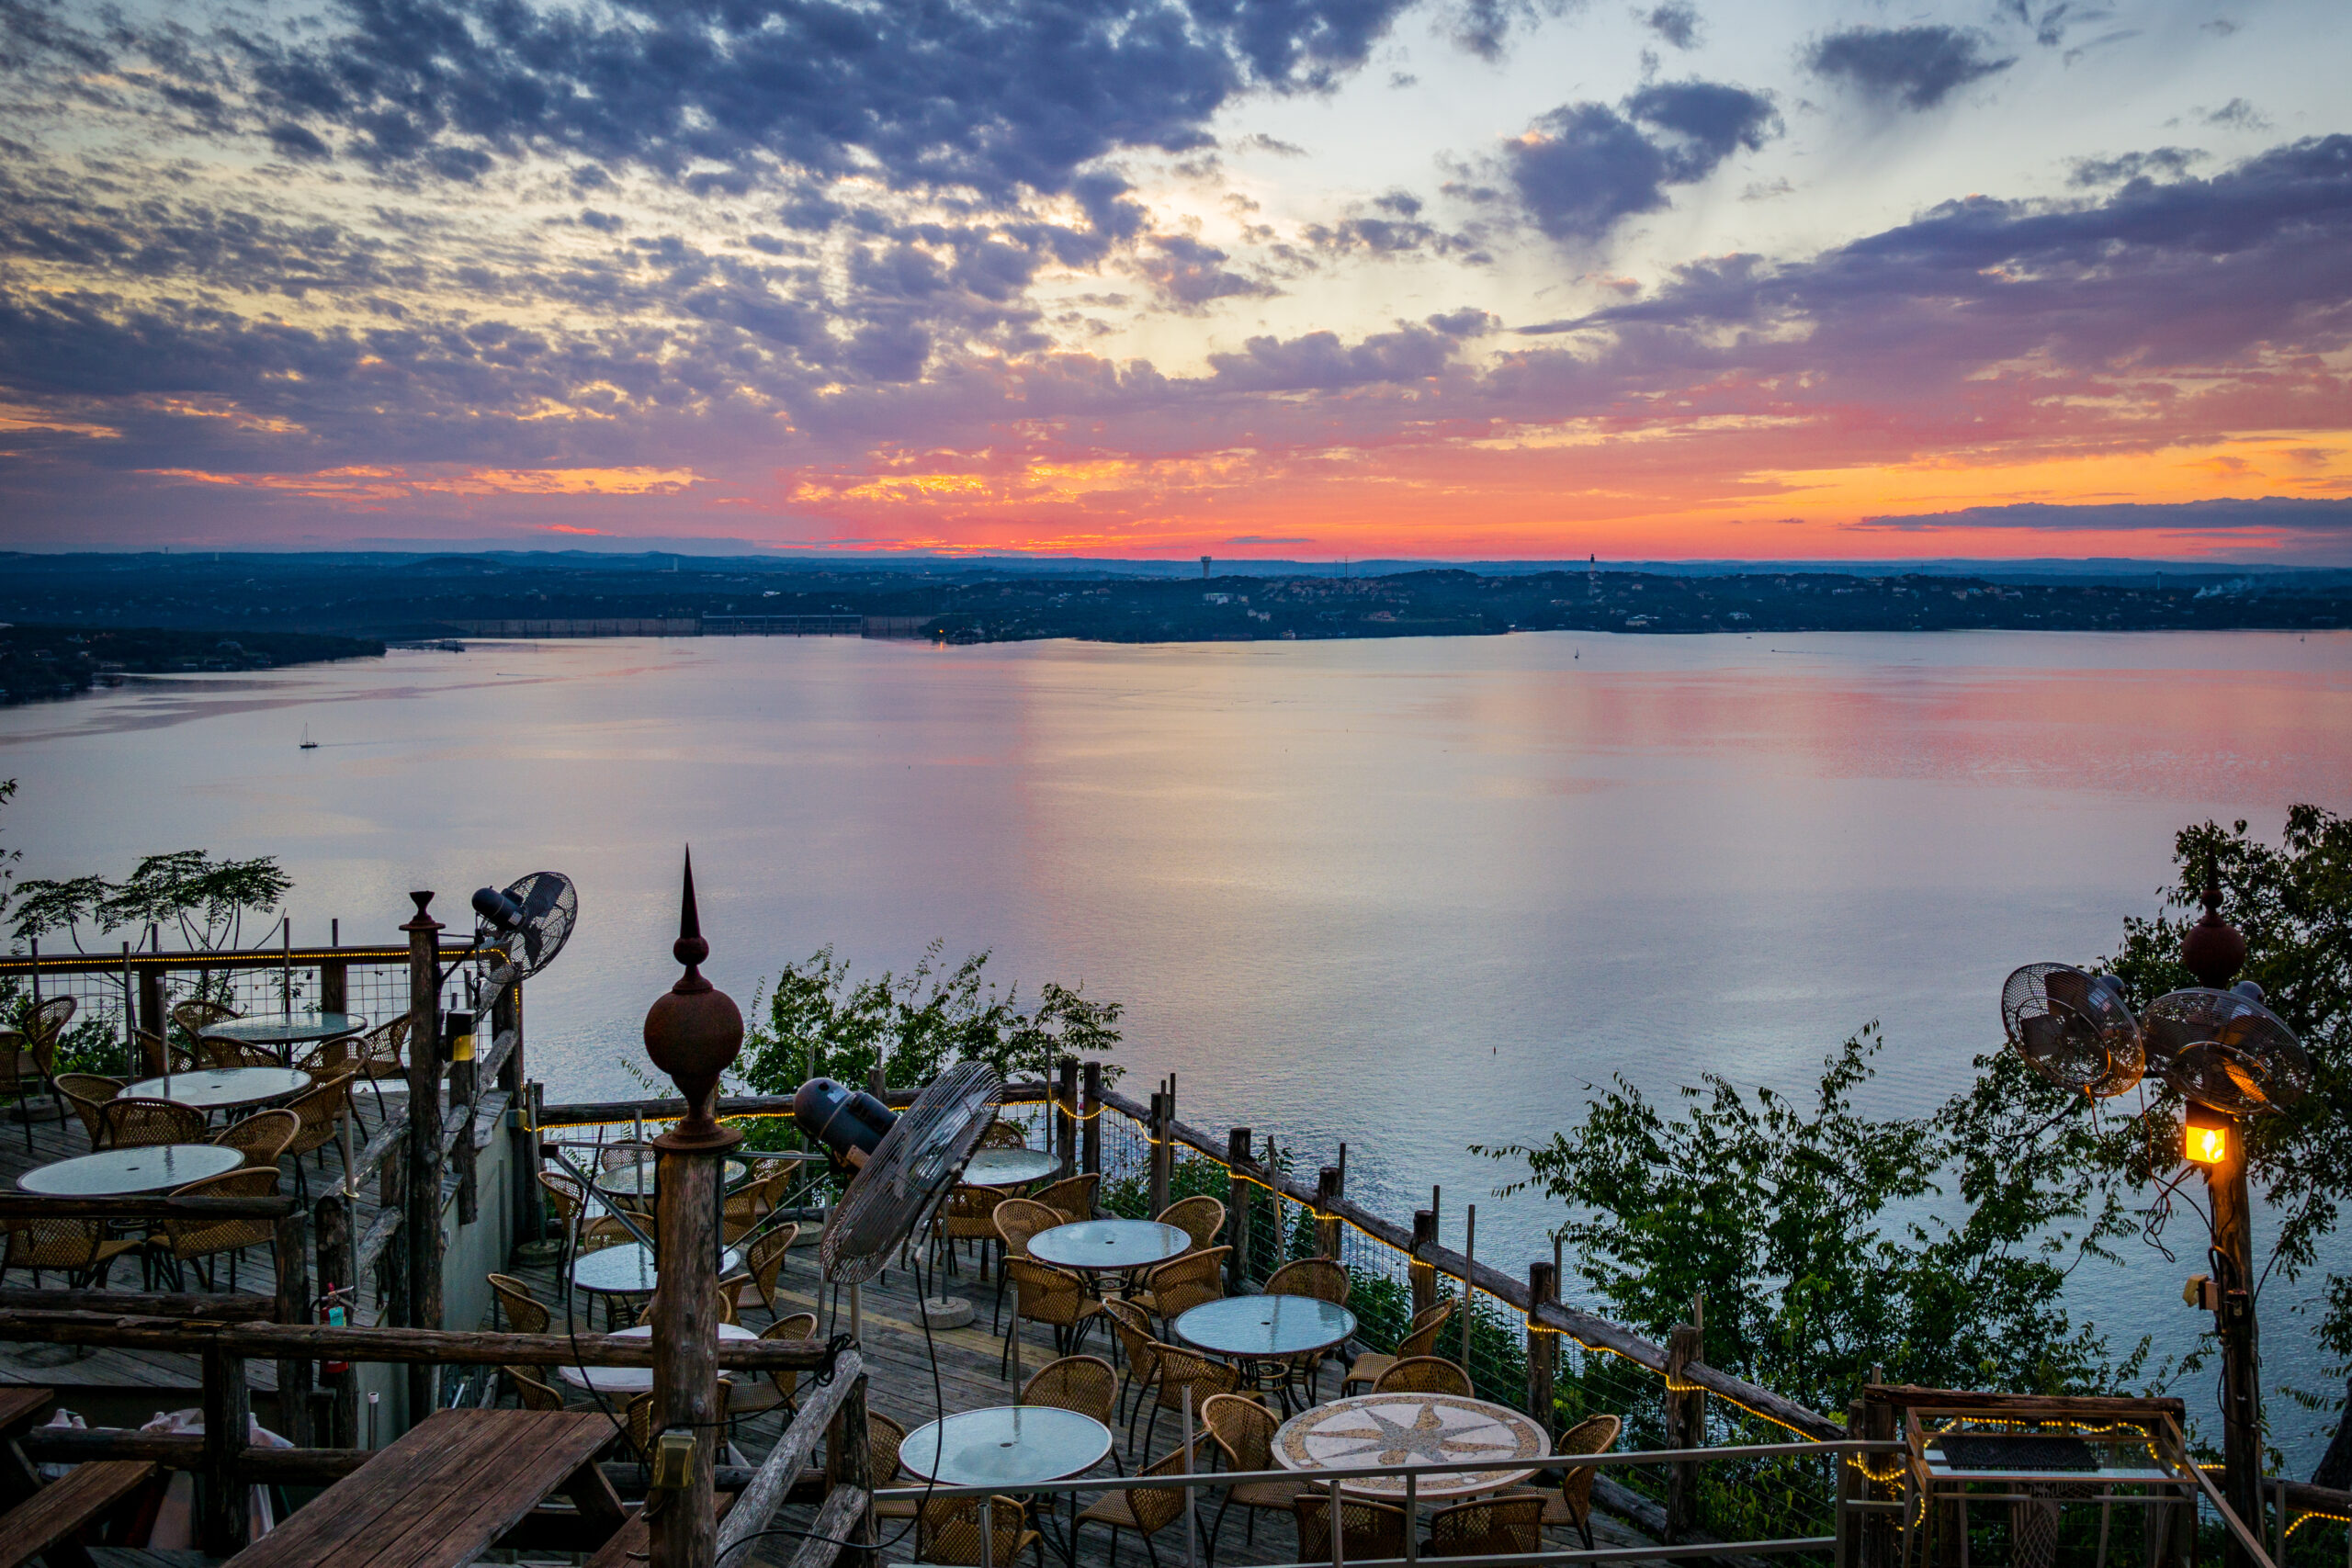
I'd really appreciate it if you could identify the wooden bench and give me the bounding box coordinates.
[0,1458,158,1568]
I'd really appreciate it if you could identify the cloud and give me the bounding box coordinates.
[2206,97,2270,130]
[2069,147,2201,186]
[1640,3,1703,51]
[1507,81,1778,242]
[1137,234,1279,309]
[1224,535,1315,544]
[1447,0,1575,62]
[1204,321,1467,390]
[1858,499,2352,535]
[1804,26,2015,111]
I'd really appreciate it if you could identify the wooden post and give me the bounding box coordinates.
[1838,1401,1862,1568]
[315,1192,356,1448]
[1148,1088,1173,1217]
[1665,1319,1706,1540]
[200,1347,249,1556]
[2211,1134,2264,1568]
[1410,1210,1438,1317]
[447,1010,478,1228]
[1859,1395,1898,1568]
[516,1079,546,1244]
[1315,1166,1342,1259]
[492,979,522,1091]
[273,1209,314,1448]
[319,957,347,1017]
[401,892,445,1420]
[1227,1129,1253,1292]
[1080,1060,1102,1177]
[650,1131,733,1568]
[137,962,164,1042]
[1528,1261,1558,1430]
[830,1371,876,1568]
[1056,1056,1079,1179]
[378,1141,410,1328]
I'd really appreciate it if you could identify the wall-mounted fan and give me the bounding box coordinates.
[470,871,578,990]
[2001,963,2144,1097]
[2143,983,2311,1116]
[818,1059,1002,1287]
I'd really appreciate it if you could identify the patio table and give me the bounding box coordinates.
[123,1067,311,1113]
[594,1156,747,1199]
[899,1405,1114,1488]
[1025,1219,1189,1276]
[558,1322,759,1393]
[570,1242,743,1299]
[964,1147,1059,1189]
[200,1012,365,1066]
[1175,1294,1357,1414]
[1273,1391,1550,1501]
[18,1144,242,1196]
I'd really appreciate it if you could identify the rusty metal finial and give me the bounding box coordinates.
[643,847,743,1149]
[2181,865,2247,990]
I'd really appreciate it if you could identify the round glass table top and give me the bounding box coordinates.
[201,1012,366,1045]
[899,1406,1114,1488]
[571,1242,744,1294]
[1177,1295,1358,1359]
[559,1323,758,1391]
[594,1158,748,1198]
[19,1143,243,1196]
[124,1067,313,1109]
[1025,1219,1191,1272]
[1273,1393,1550,1500]
[964,1147,1058,1188]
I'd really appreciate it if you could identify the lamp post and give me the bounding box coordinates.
[641,850,744,1568]
[2179,879,2263,1568]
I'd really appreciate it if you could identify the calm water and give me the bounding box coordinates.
[4,630,2347,1453]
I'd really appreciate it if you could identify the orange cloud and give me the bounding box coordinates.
[137,465,705,504]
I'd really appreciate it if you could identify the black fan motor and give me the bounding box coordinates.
[793,1077,897,1169]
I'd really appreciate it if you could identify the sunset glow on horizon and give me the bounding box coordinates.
[1,0,2346,562]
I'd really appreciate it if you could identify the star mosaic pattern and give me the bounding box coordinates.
[1276,1393,1548,1499]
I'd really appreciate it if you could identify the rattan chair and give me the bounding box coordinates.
[212,1109,297,1169]
[1130,1246,1229,1331]
[152,1168,280,1291]
[1295,1491,1410,1563]
[1373,1355,1472,1396]
[507,1365,567,1411]
[345,1015,409,1118]
[1021,1354,1119,1426]
[990,1197,1064,1333]
[921,1494,1041,1568]
[1031,1173,1098,1225]
[622,1391,660,1465]
[1203,1393,1295,1552]
[1099,1297,1164,1439]
[933,1183,1007,1279]
[23,995,75,1067]
[979,1119,1033,1150]
[489,1272,552,1335]
[1265,1256,1350,1304]
[719,1180,773,1246]
[280,1071,354,1199]
[170,999,238,1046]
[1427,1495,1544,1558]
[1074,1444,1201,1568]
[1155,1194,1227,1254]
[0,1030,51,1153]
[55,1074,123,1145]
[1136,1342,1238,1463]
[857,1412,916,1524]
[1001,1257,1103,1376]
[133,1027,198,1077]
[96,1097,208,1151]
[1,1214,142,1288]
[1514,1414,1622,1549]
[634,1279,741,1329]
[200,1038,282,1070]
[293,1036,354,1078]
[1344,1300,1453,1393]
[762,1312,820,1409]
[741,1222,799,1319]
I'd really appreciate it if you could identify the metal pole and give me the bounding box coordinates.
[122,941,135,1077]
[1183,1382,1198,1568]
[282,916,292,1015]
[2211,1121,2264,1568]
[1330,1476,1345,1568]
[1405,1470,1419,1563]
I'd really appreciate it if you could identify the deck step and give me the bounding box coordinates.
[0,1459,157,1568]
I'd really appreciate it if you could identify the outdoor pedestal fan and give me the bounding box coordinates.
[470,871,578,991]
[2142,983,2311,1116]
[1999,963,2144,1098]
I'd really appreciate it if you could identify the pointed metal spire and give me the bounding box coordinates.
[644,845,741,1145]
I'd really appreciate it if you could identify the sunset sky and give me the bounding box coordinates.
[2,0,2348,561]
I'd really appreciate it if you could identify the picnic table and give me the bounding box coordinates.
[224,1407,623,1568]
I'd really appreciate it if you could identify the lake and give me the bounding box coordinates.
[4,628,2346,1457]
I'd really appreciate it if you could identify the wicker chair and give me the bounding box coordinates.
[990,1197,1064,1333]
[96,1098,208,1151]
[859,1412,916,1524]
[0,1030,52,1153]
[293,1036,354,1078]
[634,1280,741,1329]
[1514,1414,1622,1549]
[719,1180,773,1246]
[1428,1495,1544,1558]
[933,1183,1007,1279]
[1074,1445,1202,1568]
[170,999,238,1047]
[345,1015,409,1118]
[1344,1300,1453,1393]
[1373,1355,1472,1397]
[489,1272,552,1335]
[1265,1257,1350,1304]
[1099,1297,1164,1440]
[1203,1393,1296,1552]
[213,1109,298,1169]
[1129,1246,1229,1331]
[1155,1195,1227,1254]
[55,1074,124,1145]
[741,1223,799,1319]
[200,1038,282,1070]
[23,996,75,1066]
[152,1168,280,1291]
[622,1391,660,1465]
[1295,1491,1410,1563]
[280,1071,354,1199]
[1001,1257,1102,1377]
[133,1027,198,1077]
[1,1214,142,1287]
[1021,1354,1119,1426]
[920,1495,1041,1568]
[979,1119,1033,1150]
[1031,1174,1098,1225]
[507,1365,567,1411]
[1136,1342,1238,1463]
[762,1312,820,1409]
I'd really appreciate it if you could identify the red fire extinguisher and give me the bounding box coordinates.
[321,1288,349,1375]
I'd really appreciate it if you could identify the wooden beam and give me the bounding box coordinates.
[714,1353,865,1565]
[1860,1384,2185,1419]
[535,1080,1051,1127]
[0,1311,838,1370]
[784,1484,870,1568]
[0,1194,298,1222]
[0,1289,275,1319]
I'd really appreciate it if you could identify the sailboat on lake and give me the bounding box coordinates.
[300,726,318,750]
